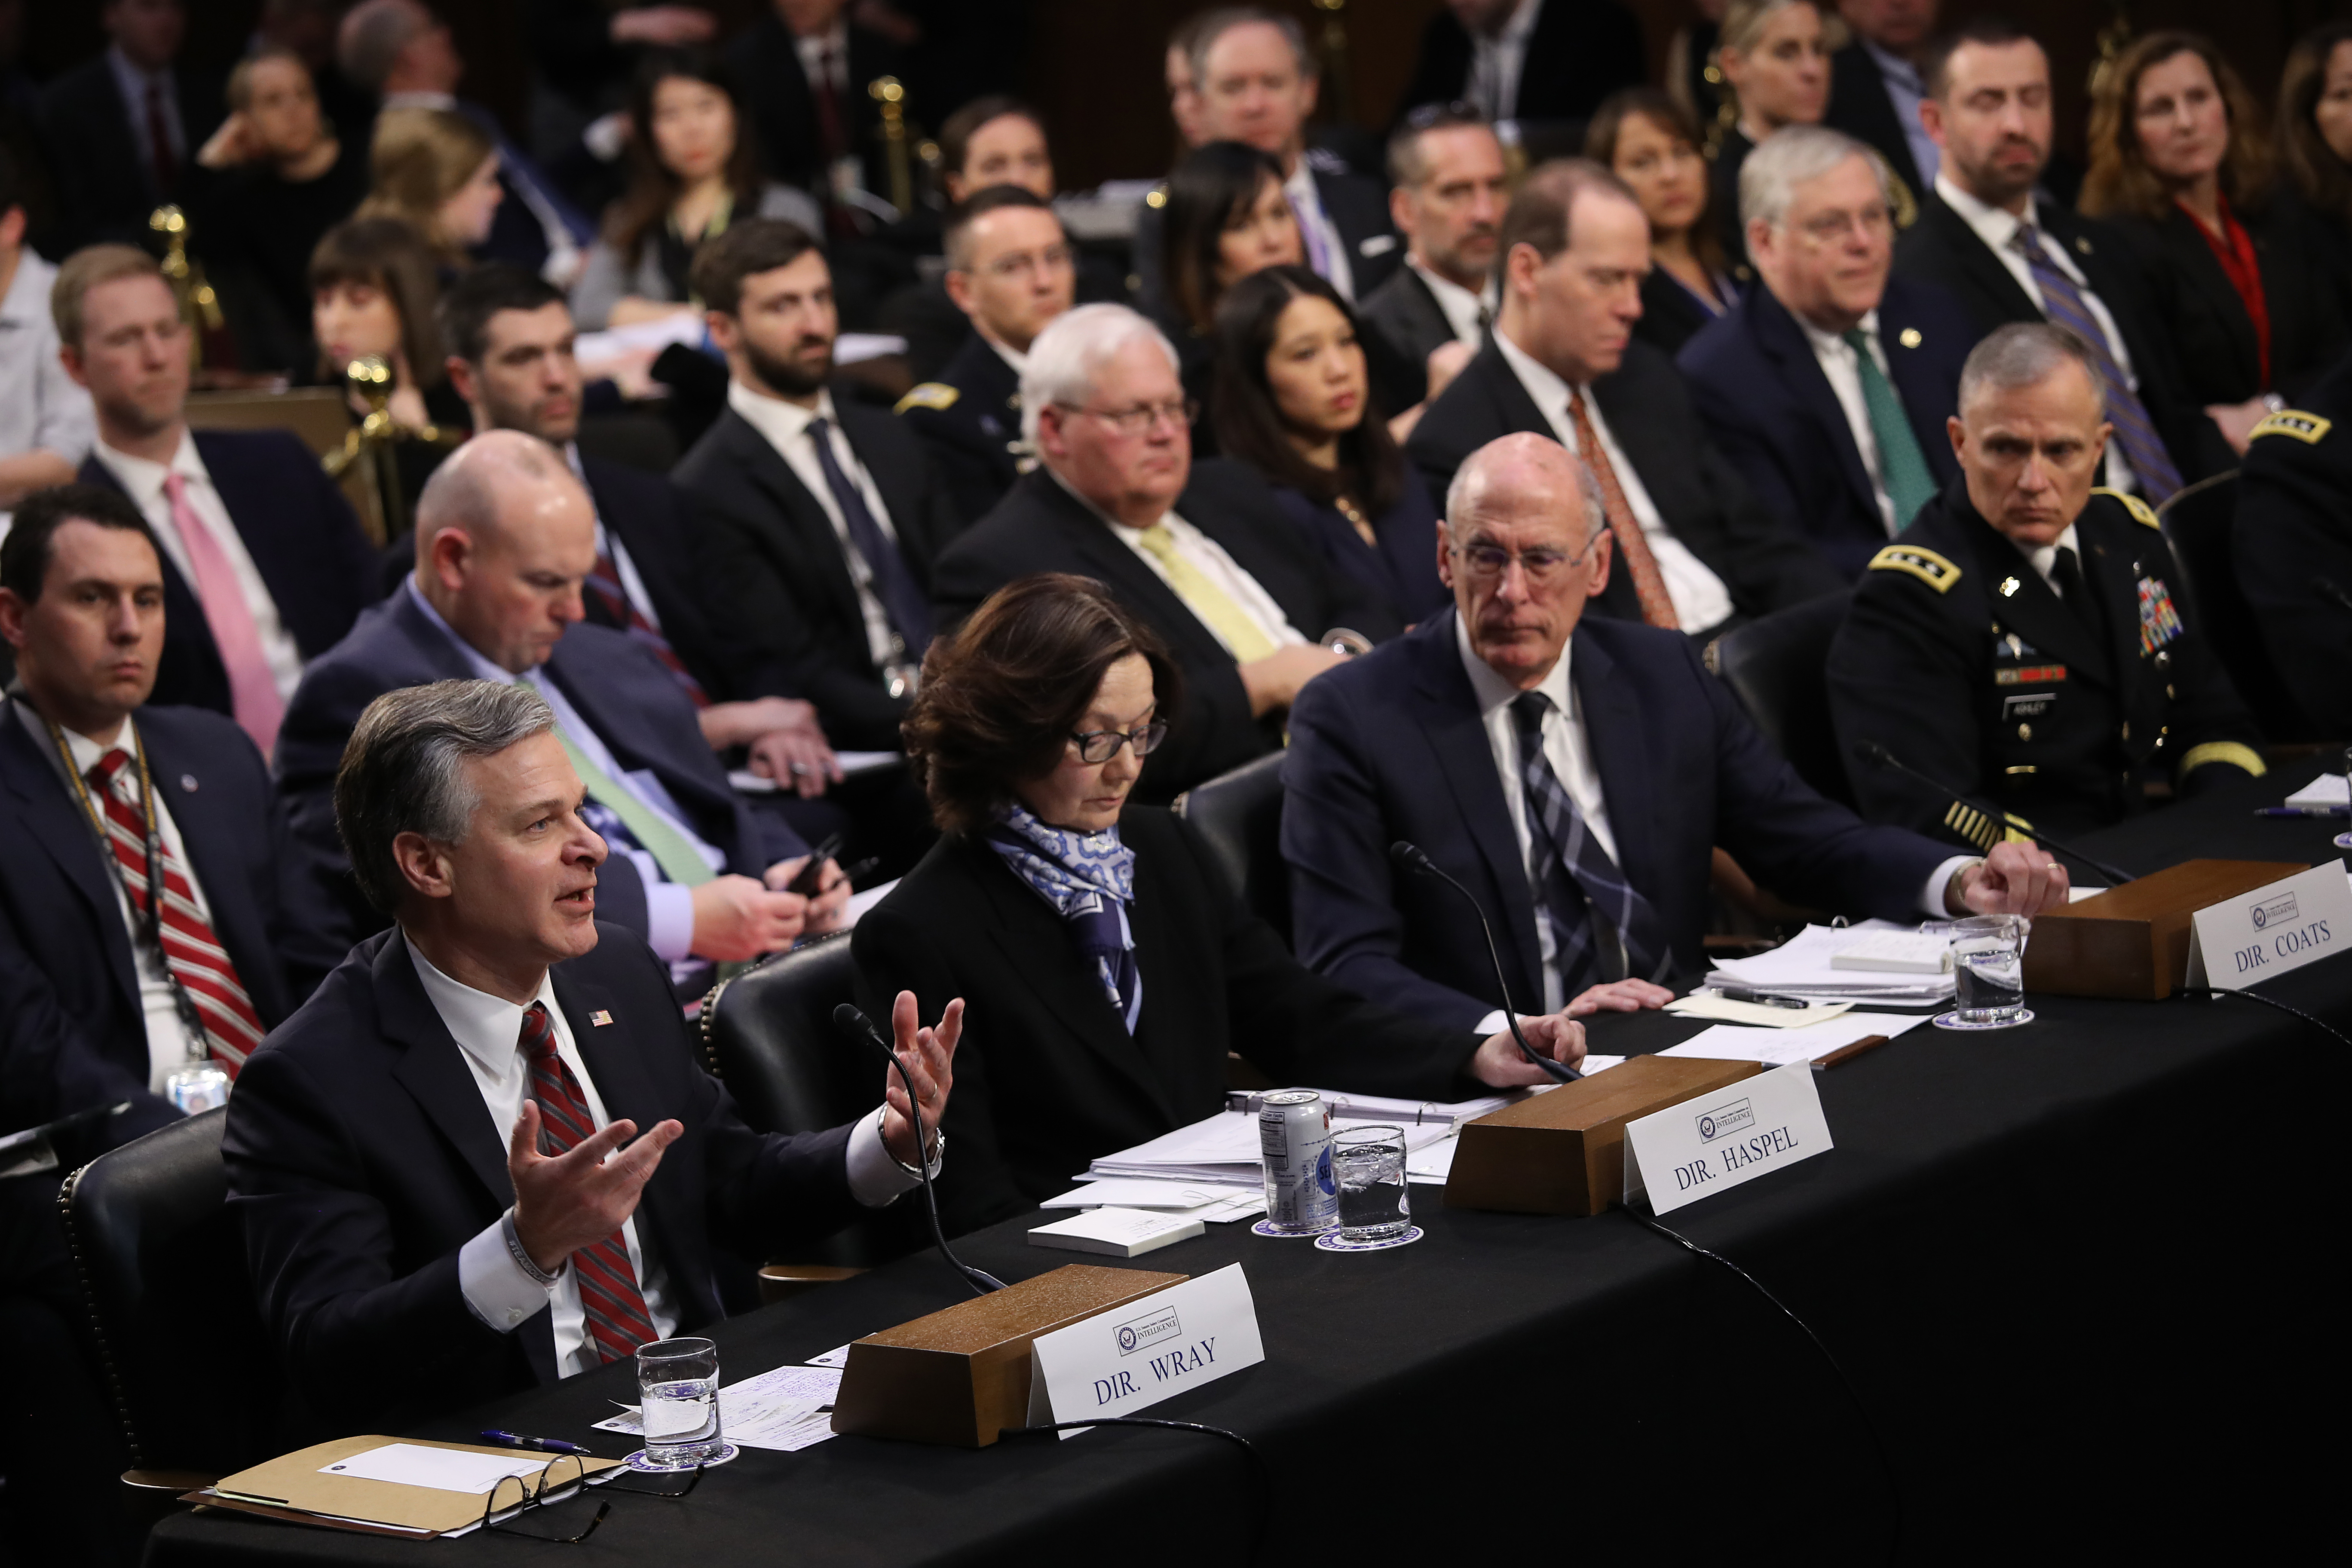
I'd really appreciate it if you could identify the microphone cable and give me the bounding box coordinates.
[1851,740,2138,888]
[2175,986,2352,1048]
[1001,1418,1270,1565]
[831,1004,1005,1295]
[1388,840,1577,1081]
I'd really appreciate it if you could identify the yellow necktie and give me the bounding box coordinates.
[1130,524,1280,662]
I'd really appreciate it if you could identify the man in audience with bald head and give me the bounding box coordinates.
[277,432,846,992]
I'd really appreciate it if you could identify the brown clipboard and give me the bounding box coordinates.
[190,1435,623,1537]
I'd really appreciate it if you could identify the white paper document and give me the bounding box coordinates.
[1666,994,1855,1028]
[1831,930,1953,974]
[1029,1207,1204,1256]
[1660,1012,1928,1067]
[1086,1107,1454,1187]
[1705,922,1957,1005]
[318,1444,551,1495]
[592,1365,844,1452]
[2285,773,2349,809]
[728,752,901,794]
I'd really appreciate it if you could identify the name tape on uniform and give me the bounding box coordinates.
[1026,1263,1264,1439]
[1623,1064,1833,1216]
[2185,864,2352,992]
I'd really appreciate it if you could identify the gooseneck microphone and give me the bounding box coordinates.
[1851,740,2137,888]
[831,1004,1005,1295]
[1389,841,1578,1082]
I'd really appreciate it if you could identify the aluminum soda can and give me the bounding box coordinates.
[1258,1089,1336,1234]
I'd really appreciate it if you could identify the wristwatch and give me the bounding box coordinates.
[880,1106,943,1178]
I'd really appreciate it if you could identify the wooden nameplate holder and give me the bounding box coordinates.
[1446,1055,1763,1216]
[2022,858,2309,1000]
[829,1263,1185,1448]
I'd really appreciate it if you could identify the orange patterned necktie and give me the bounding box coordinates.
[1565,388,1680,631]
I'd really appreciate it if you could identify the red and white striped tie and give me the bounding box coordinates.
[88,749,263,1075]
[519,1002,659,1365]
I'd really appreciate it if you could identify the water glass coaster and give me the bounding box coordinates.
[1313,1225,1423,1254]
[2334,831,2352,851]
[1251,1218,1332,1239]
[1931,1008,2035,1031]
[624,1442,738,1473]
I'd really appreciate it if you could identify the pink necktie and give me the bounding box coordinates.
[163,472,284,757]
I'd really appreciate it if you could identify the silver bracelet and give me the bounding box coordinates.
[502,1208,562,1288]
[880,1106,943,1178]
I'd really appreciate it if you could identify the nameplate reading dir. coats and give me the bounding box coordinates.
[1623,1064,1833,1216]
[1026,1264,1264,1438]
[2185,864,2352,991]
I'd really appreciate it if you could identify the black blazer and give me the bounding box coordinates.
[576,454,735,703]
[897,333,1026,529]
[672,400,962,750]
[222,925,861,1433]
[0,705,348,1152]
[1711,126,1758,281]
[2234,349,2352,737]
[1405,337,1847,625]
[276,587,805,938]
[1633,267,1733,358]
[34,55,221,249]
[1356,264,1480,411]
[1283,612,1953,1032]
[723,12,905,205]
[931,462,1403,798]
[78,431,379,724]
[1266,469,1451,626]
[852,808,1487,1234]
[1677,275,1973,576]
[1393,0,1646,127]
[1824,43,1925,196]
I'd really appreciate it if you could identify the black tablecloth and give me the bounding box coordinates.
[146,764,2349,1566]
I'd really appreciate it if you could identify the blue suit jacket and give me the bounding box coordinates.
[222,924,858,1433]
[0,705,349,1150]
[1282,611,1952,1031]
[1677,276,1973,579]
[275,587,805,938]
[79,430,380,721]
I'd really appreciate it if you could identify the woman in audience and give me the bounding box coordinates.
[1212,266,1447,625]
[851,573,1583,1235]
[1710,0,1832,276]
[357,106,504,269]
[571,48,821,331]
[310,217,467,534]
[2277,23,2352,325]
[1588,87,1740,355]
[1152,140,1305,449]
[2082,31,2349,455]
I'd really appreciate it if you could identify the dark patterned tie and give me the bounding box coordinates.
[807,416,933,658]
[585,546,707,707]
[519,1003,659,1365]
[1510,692,1665,992]
[2009,226,2183,504]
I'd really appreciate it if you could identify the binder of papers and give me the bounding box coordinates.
[189,1436,623,1538]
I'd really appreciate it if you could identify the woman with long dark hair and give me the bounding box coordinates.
[1588,87,1740,355]
[1149,141,1304,449]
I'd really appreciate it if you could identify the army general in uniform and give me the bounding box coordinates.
[1830,323,2265,851]
[2232,348,2352,739]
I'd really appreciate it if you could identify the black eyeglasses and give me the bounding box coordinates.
[1069,722,1169,764]
[480,1453,706,1544]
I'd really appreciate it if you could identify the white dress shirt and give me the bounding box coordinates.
[1492,330,1736,633]
[2021,523,2086,595]
[793,23,851,92]
[1934,173,2142,494]
[727,380,905,669]
[1464,0,1544,125]
[1283,160,1355,302]
[12,701,214,1091]
[1408,257,1498,350]
[107,46,183,185]
[563,443,663,632]
[93,432,305,702]
[1865,42,1939,191]
[0,250,95,484]
[428,937,923,1375]
[1045,469,1310,656]
[1798,309,1902,534]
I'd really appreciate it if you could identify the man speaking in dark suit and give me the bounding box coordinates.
[226,679,959,1432]
[1283,434,2071,1033]
[1408,159,1845,638]
[1679,126,1972,576]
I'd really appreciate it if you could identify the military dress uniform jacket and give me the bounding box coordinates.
[1827,477,2266,847]
[2233,364,2352,738]
[896,334,1028,529]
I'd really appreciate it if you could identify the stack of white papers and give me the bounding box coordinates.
[593,1364,842,1453]
[2285,773,2349,810]
[1039,1179,1267,1224]
[1659,1012,1928,1067]
[1082,1101,1458,1189]
[1704,922,1956,1007]
[1222,1088,1513,1127]
[1029,1207,1204,1256]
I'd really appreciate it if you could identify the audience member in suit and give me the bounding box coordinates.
[1407,160,1846,640]
[58,246,377,758]
[227,677,953,1433]
[1357,104,1507,409]
[1679,127,1972,576]
[672,220,962,754]
[1283,435,2069,1034]
[2079,32,2349,457]
[2230,350,2352,738]
[1148,141,1309,450]
[339,0,597,286]
[723,0,905,229]
[1824,0,1943,199]
[1893,19,2223,498]
[2275,23,2352,326]
[34,0,222,251]
[932,304,1399,799]
[0,155,94,508]
[1587,88,1743,355]
[278,433,846,982]
[310,217,471,533]
[897,188,1077,528]
[1394,0,1646,136]
[1709,0,1834,279]
[1214,267,1451,625]
[854,573,1585,1234]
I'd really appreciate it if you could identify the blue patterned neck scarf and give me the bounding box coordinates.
[985,804,1142,1032]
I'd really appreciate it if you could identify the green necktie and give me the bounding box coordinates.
[1844,326,1939,530]
[545,718,717,890]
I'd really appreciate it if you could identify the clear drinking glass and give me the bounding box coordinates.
[635,1337,723,1469]
[1330,1124,1411,1243]
[1931,914,2034,1030]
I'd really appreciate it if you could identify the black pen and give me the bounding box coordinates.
[786,832,848,896]
[1710,985,1811,1010]
[481,1429,591,1456]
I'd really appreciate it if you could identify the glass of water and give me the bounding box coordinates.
[636,1337,723,1469]
[1931,914,2034,1030]
[1330,1124,1411,1243]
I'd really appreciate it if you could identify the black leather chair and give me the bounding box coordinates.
[1709,592,1856,805]
[2158,470,2312,741]
[58,1108,279,1493]
[1172,750,1291,941]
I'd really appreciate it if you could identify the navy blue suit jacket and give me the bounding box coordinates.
[1677,277,1972,579]
[275,587,805,937]
[79,430,379,721]
[1282,611,1953,1031]
[0,705,348,1150]
[222,924,860,1433]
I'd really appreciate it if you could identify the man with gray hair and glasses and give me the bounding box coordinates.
[1831,322,2265,846]
[225,679,961,1432]
[1284,431,2066,1034]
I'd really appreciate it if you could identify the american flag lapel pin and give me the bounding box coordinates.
[590,1010,614,1026]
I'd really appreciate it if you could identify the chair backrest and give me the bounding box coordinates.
[1710,592,1856,805]
[1172,750,1292,940]
[2157,470,2312,741]
[59,1108,279,1476]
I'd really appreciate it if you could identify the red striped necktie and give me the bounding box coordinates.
[87,749,262,1075]
[585,549,708,707]
[518,1002,659,1365]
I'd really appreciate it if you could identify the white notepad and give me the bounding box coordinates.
[1028,1207,1204,1257]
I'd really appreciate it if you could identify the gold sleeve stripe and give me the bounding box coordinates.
[2248,410,2331,444]
[2091,486,2161,530]
[1868,544,1962,592]
[893,383,961,414]
[2178,741,2267,778]
[1944,800,2000,852]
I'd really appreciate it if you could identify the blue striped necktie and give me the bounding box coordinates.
[807,416,933,656]
[1510,692,1665,992]
[2008,225,2183,503]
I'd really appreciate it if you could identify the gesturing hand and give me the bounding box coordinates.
[1958,840,2070,917]
[1468,1011,1586,1087]
[508,1101,683,1276]
[879,990,964,1170]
